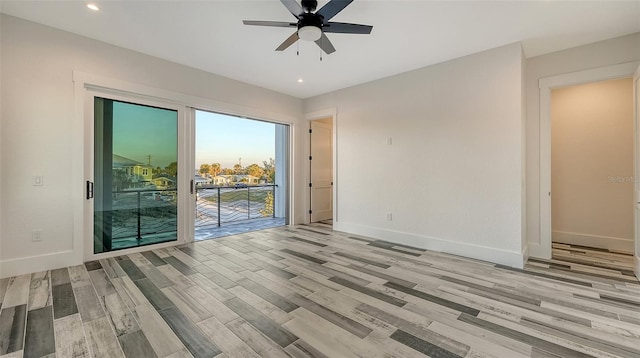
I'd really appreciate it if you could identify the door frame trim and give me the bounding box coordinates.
[304,108,337,224]
[535,61,640,259]
[634,65,640,281]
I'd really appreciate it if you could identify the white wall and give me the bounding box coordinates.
[304,43,526,267]
[526,33,640,257]
[0,15,304,278]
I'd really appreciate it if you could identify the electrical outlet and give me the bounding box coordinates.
[32,230,43,242]
[386,213,393,221]
[386,137,393,145]
[33,176,44,186]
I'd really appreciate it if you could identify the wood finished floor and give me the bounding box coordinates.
[1,225,639,358]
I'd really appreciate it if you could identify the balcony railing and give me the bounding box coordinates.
[195,184,276,228]
[102,184,276,247]
[108,188,178,241]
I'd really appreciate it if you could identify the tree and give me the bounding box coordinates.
[246,164,264,179]
[112,169,132,196]
[165,162,178,177]
[263,158,275,183]
[199,164,211,176]
[209,163,221,177]
[260,191,274,217]
[222,168,234,175]
[233,163,245,175]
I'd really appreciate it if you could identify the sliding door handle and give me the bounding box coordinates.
[86,181,94,199]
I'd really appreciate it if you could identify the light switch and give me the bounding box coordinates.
[33,176,43,186]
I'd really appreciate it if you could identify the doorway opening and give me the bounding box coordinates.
[194,110,289,240]
[309,117,333,226]
[549,77,635,276]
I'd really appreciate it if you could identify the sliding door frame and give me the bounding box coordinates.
[73,71,299,263]
[83,89,192,261]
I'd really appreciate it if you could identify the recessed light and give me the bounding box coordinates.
[297,78,303,83]
[87,3,99,11]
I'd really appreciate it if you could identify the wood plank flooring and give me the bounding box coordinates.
[546,242,635,280]
[1,225,638,358]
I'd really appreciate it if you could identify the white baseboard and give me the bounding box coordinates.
[552,231,633,253]
[334,222,524,269]
[0,250,81,278]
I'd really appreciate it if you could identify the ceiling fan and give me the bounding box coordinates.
[242,0,373,55]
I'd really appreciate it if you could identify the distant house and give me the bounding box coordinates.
[211,174,260,185]
[212,175,233,186]
[234,175,259,184]
[194,174,211,186]
[112,154,153,188]
[152,176,176,190]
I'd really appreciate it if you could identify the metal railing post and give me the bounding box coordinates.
[247,186,251,219]
[217,187,221,227]
[136,191,142,240]
[272,185,275,218]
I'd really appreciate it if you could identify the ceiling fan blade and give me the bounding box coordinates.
[243,20,296,27]
[316,0,354,22]
[315,33,336,54]
[276,32,300,51]
[280,0,303,18]
[324,22,372,34]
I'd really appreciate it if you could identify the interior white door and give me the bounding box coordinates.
[310,120,333,222]
[634,64,640,281]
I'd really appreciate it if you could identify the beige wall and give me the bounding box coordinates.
[525,32,640,256]
[551,78,634,251]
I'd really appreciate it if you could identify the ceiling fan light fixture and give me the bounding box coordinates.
[298,26,322,42]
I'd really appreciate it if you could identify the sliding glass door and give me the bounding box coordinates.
[85,89,289,257]
[93,97,179,253]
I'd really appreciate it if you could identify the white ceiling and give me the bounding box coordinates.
[1,1,639,98]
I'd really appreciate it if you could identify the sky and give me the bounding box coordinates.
[108,102,275,170]
[112,100,177,168]
[196,110,275,169]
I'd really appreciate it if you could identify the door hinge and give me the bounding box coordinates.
[86,180,94,199]
[309,183,312,187]
[309,128,312,134]
[309,156,312,160]
[190,179,194,194]
[309,210,312,214]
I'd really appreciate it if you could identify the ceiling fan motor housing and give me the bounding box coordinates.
[298,13,324,30]
[301,0,318,13]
